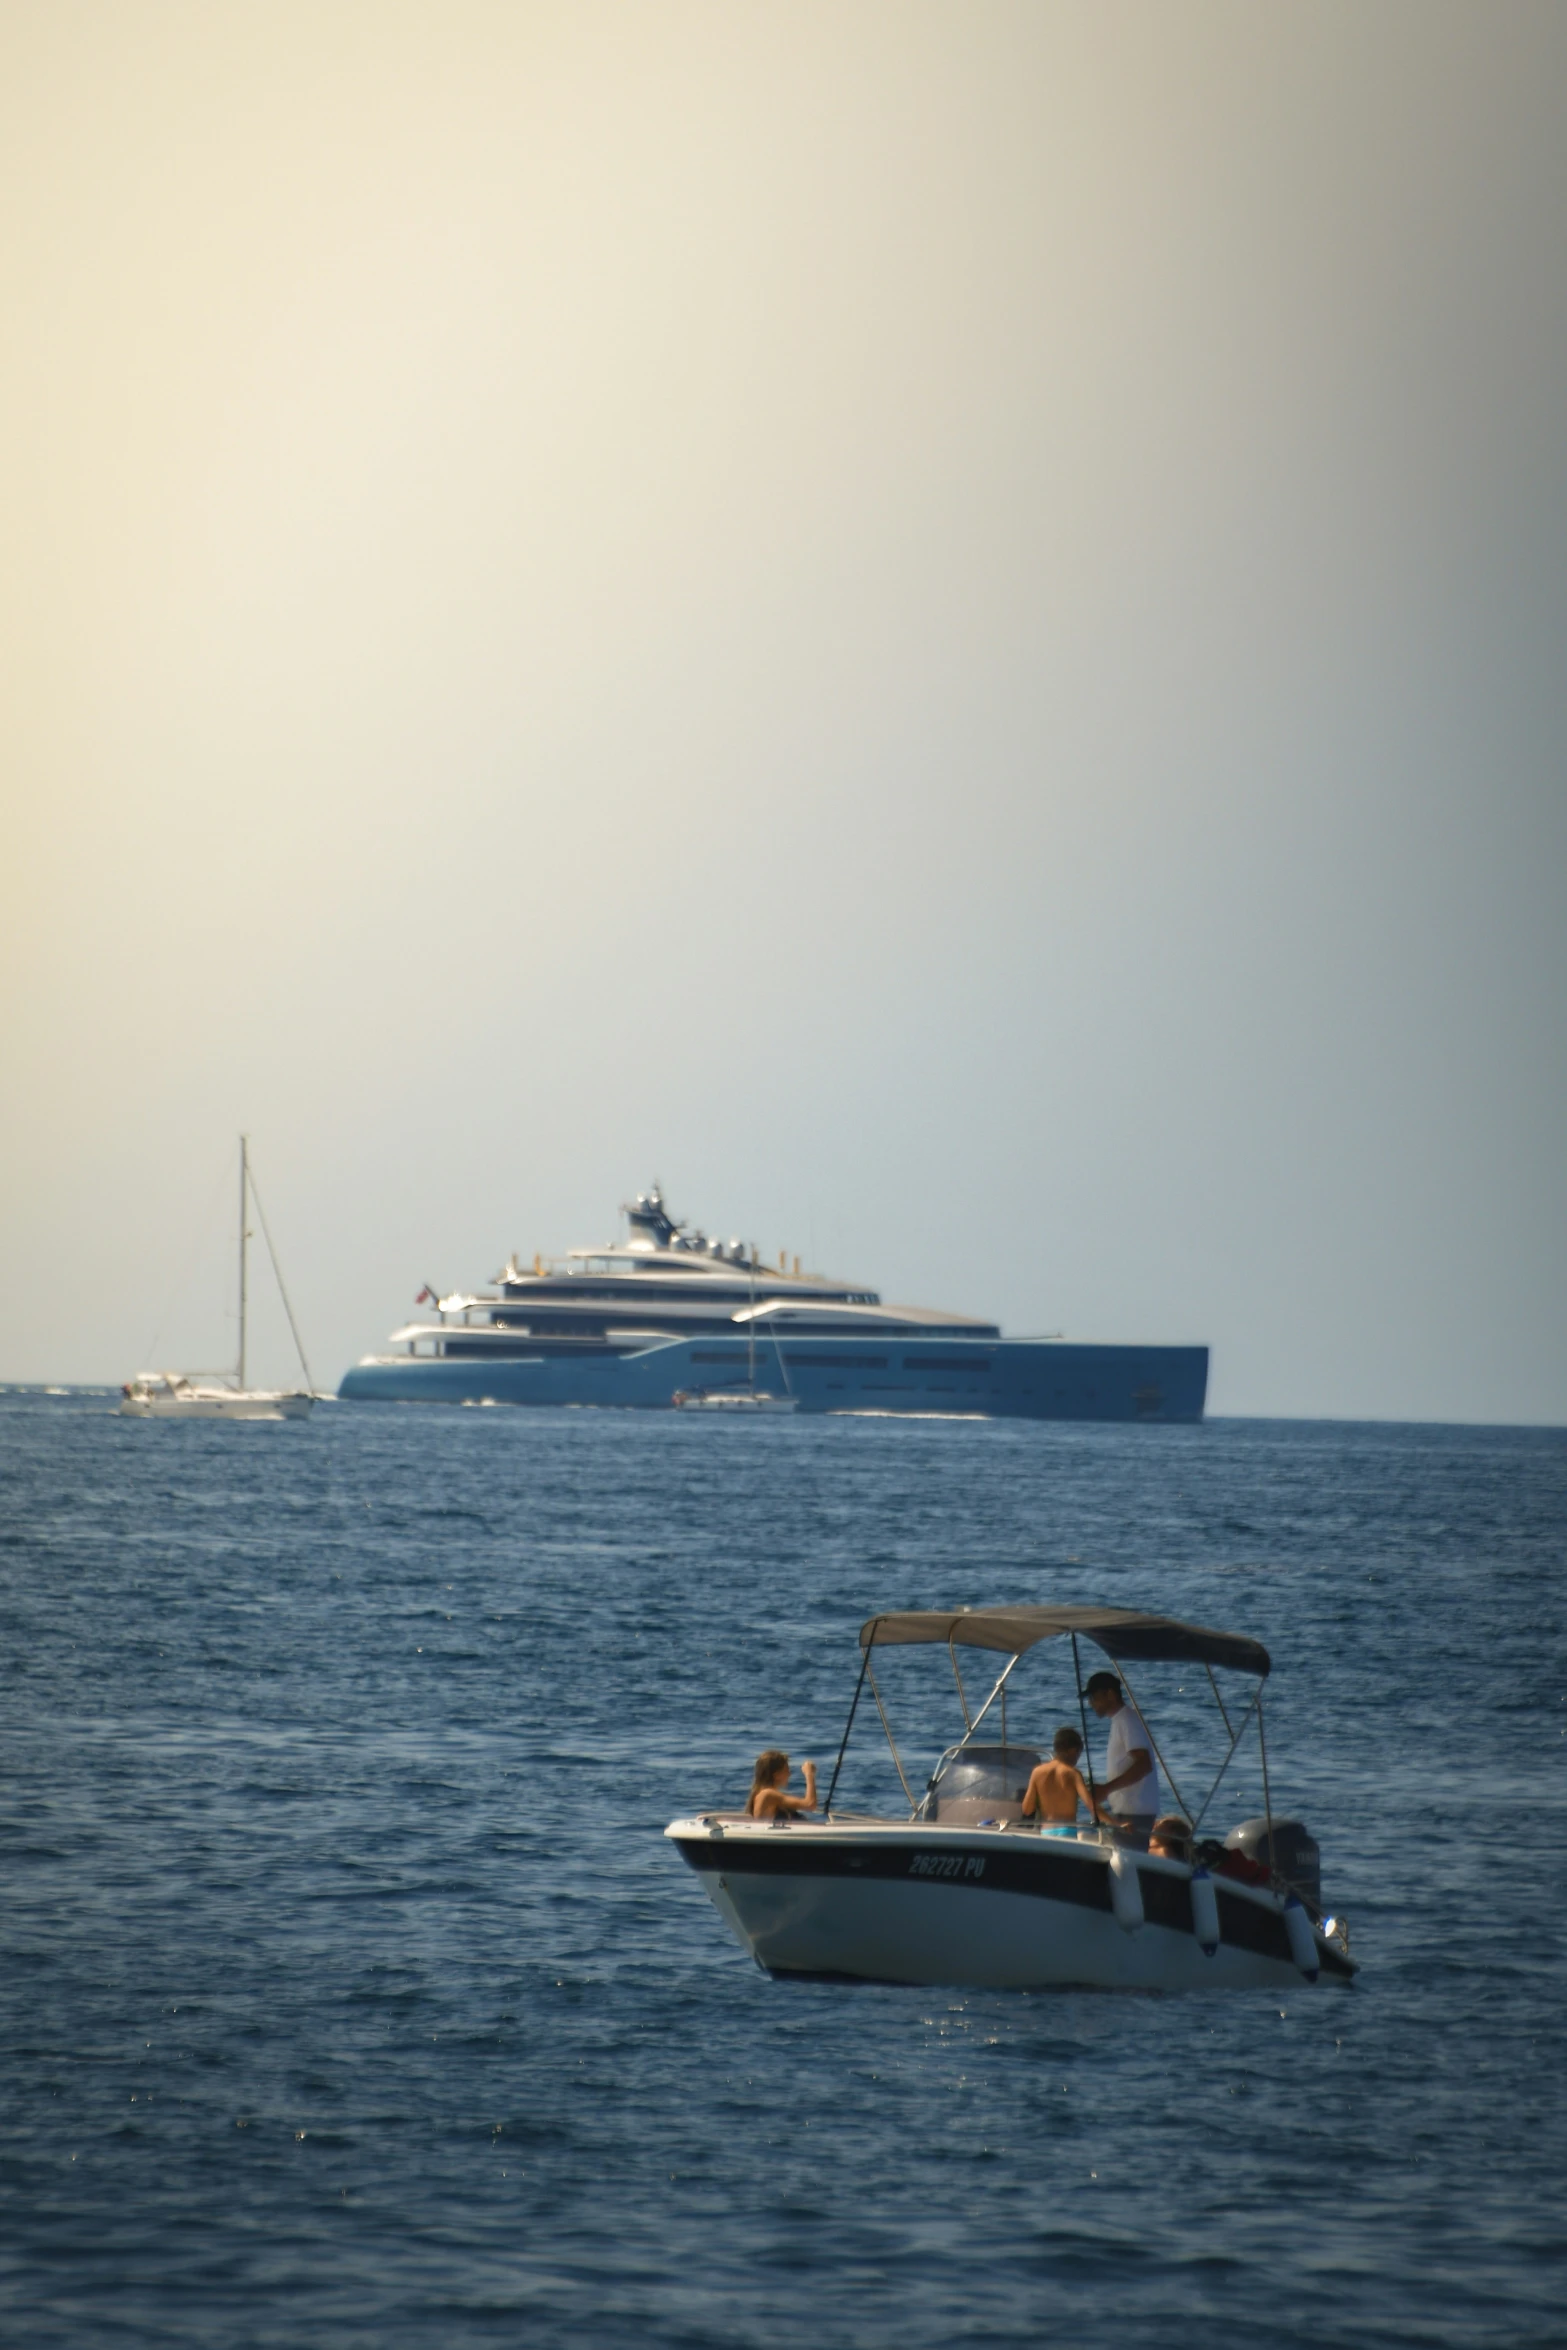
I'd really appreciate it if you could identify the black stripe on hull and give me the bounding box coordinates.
[671,1834,1354,1980]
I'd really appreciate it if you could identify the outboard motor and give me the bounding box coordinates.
[1225,1817,1321,1914]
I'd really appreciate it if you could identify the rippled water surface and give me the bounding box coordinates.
[2,1394,1564,2347]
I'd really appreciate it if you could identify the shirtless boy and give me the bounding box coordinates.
[1022,1728,1103,1826]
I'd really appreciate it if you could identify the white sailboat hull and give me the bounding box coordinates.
[120,1380,312,1421]
[672,1390,796,1412]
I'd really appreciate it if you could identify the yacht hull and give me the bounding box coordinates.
[340,1337,1208,1422]
[666,1821,1352,1992]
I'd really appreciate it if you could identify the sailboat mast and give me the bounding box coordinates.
[238,1134,249,1390]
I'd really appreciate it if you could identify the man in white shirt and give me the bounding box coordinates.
[1085,1670,1161,1840]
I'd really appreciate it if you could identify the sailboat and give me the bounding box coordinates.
[672,1247,797,1412]
[120,1138,316,1420]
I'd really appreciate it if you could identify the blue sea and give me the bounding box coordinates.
[2,1393,1564,2348]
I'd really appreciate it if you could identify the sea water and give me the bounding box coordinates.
[1,1393,1563,2348]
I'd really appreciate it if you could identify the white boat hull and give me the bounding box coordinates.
[119,1382,313,1421]
[672,1390,797,1412]
[667,1818,1353,1992]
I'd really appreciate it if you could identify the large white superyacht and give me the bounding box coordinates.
[338,1186,1208,1421]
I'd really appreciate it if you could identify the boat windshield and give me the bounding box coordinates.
[920,1744,1042,1824]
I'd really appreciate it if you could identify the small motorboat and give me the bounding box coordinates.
[666,1604,1356,1991]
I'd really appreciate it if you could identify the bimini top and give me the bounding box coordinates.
[860,1605,1270,1678]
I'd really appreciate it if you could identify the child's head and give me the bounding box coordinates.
[1052,1726,1084,1762]
[751,1747,790,1790]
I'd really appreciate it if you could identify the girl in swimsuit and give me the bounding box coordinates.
[746,1749,819,1819]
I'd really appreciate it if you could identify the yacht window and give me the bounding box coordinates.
[781,1352,889,1370]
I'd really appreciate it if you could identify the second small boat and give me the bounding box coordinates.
[673,1389,796,1412]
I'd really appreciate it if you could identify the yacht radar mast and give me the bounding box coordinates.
[625,1183,683,1251]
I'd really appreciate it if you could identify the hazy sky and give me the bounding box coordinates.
[3,1,1564,1418]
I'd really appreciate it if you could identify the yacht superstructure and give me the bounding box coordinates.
[338,1186,1208,1421]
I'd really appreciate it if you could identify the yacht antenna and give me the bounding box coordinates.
[237,1134,249,1390]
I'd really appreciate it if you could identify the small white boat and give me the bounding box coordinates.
[666,1604,1356,1992]
[672,1388,796,1412]
[119,1372,312,1421]
[670,1267,799,1411]
[120,1138,316,1423]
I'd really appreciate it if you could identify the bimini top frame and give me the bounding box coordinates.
[859,1605,1270,1677]
[825,1602,1275,1834]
